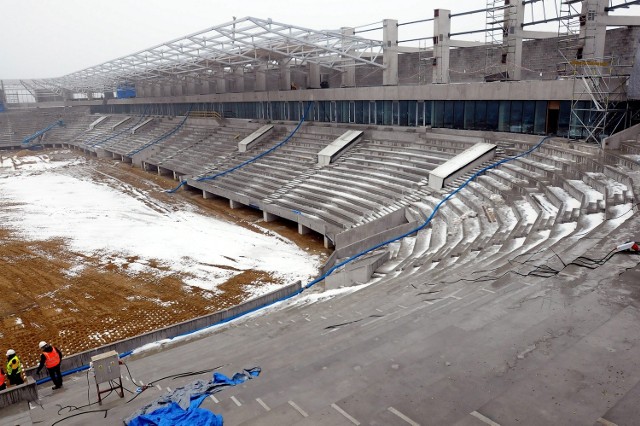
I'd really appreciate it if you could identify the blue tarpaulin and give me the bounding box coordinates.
[127,368,261,426]
[128,397,222,426]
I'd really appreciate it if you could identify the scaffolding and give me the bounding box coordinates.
[567,56,629,142]
[485,0,517,80]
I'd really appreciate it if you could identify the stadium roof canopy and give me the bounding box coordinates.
[4,16,385,97]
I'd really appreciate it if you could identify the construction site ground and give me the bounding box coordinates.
[0,149,330,369]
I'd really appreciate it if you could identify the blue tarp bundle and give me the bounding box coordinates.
[127,367,261,426]
[127,397,222,426]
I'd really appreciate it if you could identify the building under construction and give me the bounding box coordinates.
[1,1,640,425]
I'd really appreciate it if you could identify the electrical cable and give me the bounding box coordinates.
[166,101,314,193]
[51,409,108,426]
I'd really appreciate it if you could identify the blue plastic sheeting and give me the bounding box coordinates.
[211,367,260,388]
[127,368,261,425]
[127,397,222,426]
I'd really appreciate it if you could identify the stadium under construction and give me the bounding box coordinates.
[1,1,640,425]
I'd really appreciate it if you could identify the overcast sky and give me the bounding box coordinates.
[0,0,635,79]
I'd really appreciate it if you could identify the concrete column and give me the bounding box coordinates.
[324,235,335,249]
[173,82,184,96]
[279,61,291,91]
[216,69,226,94]
[154,85,162,97]
[382,19,399,86]
[163,84,173,97]
[203,190,218,199]
[200,80,211,95]
[298,223,311,235]
[186,78,197,95]
[341,27,356,87]
[504,0,525,80]
[256,65,267,91]
[580,0,609,59]
[433,9,450,84]
[229,199,242,209]
[308,62,321,89]
[263,211,278,222]
[234,67,245,92]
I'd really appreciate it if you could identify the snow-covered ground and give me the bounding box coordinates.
[0,152,321,293]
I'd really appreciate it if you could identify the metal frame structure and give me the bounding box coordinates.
[4,17,384,97]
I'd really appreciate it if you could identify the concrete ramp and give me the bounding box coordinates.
[238,125,273,152]
[111,116,132,131]
[130,118,154,135]
[318,130,363,166]
[88,115,108,130]
[429,142,496,190]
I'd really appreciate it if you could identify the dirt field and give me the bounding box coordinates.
[0,150,330,368]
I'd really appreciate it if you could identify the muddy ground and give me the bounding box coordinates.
[0,150,330,368]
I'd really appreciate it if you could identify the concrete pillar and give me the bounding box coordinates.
[279,61,291,91]
[504,0,525,81]
[234,67,245,92]
[186,78,197,95]
[229,199,242,209]
[433,9,450,84]
[298,223,311,235]
[203,190,218,199]
[308,62,321,89]
[382,19,399,86]
[324,235,335,249]
[256,65,267,91]
[173,82,184,96]
[580,0,609,59]
[263,211,278,222]
[216,69,226,94]
[341,27,356,87]
[163,84,173,97]
[154,85,162,97]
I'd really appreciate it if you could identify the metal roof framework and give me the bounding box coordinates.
[4,17,385,97]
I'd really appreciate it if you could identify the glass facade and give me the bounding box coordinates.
[93,99,580,136]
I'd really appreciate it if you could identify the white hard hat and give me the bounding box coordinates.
[39,341,47,349]
[6,349,15,356]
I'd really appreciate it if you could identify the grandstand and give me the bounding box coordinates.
[1,1,640,425]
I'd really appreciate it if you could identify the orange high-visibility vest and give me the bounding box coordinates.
[43,349,60,368]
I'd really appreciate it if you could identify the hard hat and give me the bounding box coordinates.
[39,341,47,349]
[6,349,15,356]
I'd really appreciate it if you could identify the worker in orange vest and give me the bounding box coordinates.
[36,341,63,390]
[0,366,6,391]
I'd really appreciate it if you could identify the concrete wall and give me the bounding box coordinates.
[28,281,303,381]
[0,377,38,408]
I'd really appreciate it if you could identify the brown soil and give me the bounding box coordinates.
[0,150,330,368]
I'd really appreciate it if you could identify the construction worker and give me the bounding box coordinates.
[6,349,24,386]
[0,366,6,391]
[36,341,63,390]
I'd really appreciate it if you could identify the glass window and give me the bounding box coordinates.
[392,101,399,125]
[487,101,500,130]
[433,101,444,128]
[464,101,475,129]
[443,101,454,128]
[510,101,523,133]
[475,101,487,130]
[534,101,547,134]
[558,100,571,137]
[498,101,510,132]
[522,101,535,134]
[417,102,425,126]
[399,101,410,126]
[383,100,393,125]
[453,101,464,129]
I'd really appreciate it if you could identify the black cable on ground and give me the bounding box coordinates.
[440,247,638,286]
[51,409,108,426]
